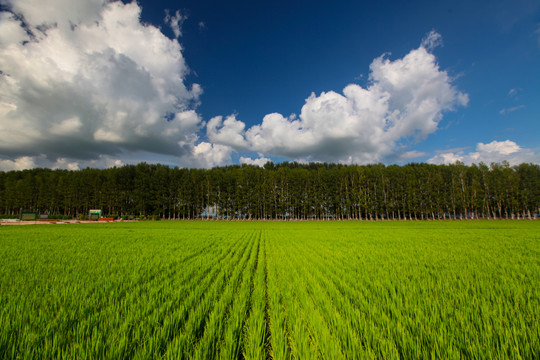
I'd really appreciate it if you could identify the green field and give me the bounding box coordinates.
[1,221,539,359]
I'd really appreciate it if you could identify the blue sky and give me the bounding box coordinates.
[0,0,538,170]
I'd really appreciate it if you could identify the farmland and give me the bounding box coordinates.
[0,221,539,359]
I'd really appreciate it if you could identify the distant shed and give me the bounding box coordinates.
[20,212,37,221]
[89,209,102,221]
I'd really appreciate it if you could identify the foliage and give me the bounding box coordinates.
[0,221,539,359]
[0,162,538,220]
[45,214,73,220]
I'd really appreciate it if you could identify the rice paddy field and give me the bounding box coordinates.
[0,220,539,359]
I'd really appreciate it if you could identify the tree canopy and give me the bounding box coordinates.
[1,162,538,220]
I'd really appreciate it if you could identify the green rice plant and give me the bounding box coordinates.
[242,231,269,360]
[195,231,258,359]
[0,220,538,359]
[164,231,256,359]
[266,236,293,360]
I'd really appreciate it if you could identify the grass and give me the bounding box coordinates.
[0,220,539,359]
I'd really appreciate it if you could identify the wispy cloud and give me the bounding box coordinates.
[421,30,443,51]
[499,105,525,115]
[165,9,186,38]
[398,150,429,160]
[435,147,470,154]
[508,88,521,97]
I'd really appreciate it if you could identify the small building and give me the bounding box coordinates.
[89,209,102,221]
[20,212,37,221]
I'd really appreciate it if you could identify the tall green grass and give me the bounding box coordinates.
[0,221,538,359]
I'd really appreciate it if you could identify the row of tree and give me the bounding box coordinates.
[0,161,538,220]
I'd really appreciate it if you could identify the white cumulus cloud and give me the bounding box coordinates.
[428,140,540,165]
[52,158,80,171]
[0,153,130,171]
[0,156,37,171]
[207,115,248,149]
[0,0,205,167]
[208,32,468,164]
[188,142,233,168]
[239,155,272,167]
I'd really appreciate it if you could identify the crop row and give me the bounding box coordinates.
[0,226,266,359]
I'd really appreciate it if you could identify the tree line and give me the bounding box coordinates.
[0,161,538,220]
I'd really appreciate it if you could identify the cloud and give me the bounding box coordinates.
[52,158,80,171]
[207,115,248,149]
[499,105,525,115]
[165,9,186,39]
[187,142,233,168]
[477,140,520,155]
[0,153,130,171]
[0,156,37,171]
[209,31,468,164]
[0,0,205,166]
[428,140,540,165]
[0,16,470,170]
[398,150,429,160]
[508,88,521,97]
[239,155,271,167]
[421,30,443,51]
